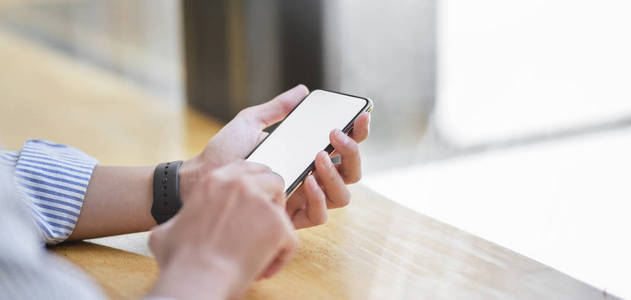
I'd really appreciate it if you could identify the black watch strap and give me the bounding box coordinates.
[152,161,184,224]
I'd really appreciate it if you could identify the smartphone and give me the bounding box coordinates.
[246,89,373,197]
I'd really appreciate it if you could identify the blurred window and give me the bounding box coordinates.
[0,0,183,105]
[435,0,631,147]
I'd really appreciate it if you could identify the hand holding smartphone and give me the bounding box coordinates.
[246,90,373,197]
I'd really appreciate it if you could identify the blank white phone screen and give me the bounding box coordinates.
[247,90,367,193]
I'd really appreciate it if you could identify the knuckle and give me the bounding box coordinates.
[320,164,336,180]
[288,232,299,249]
[346,172,361,184]
[250,161,271,172]
[203,170,218,183]
[338,189,351,207]
[314,211,328,225]
[235,176,251,191]
[237,107,255,118]
[148,229,162,252]
[279,99,296,113]
[252,192,267,203]
[207,170,227,187]
[234,160,250,169]
[235,172,248,184]
[346,140,360,153]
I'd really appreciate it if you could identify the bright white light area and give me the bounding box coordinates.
[435,0,631,146]
[365,127,631,298]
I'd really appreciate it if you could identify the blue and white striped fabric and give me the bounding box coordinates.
[0,139,97,244]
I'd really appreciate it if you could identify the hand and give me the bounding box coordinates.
[187,85,311,171]
[148,161,297,300]
[284,113,369,228]
[181,84,371,229]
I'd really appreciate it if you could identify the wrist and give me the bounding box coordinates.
[150,251,239,300]
[178,156,206,204]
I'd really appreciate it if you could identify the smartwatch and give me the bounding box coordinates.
[151,161,184,224]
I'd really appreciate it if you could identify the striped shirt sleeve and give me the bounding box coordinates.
[0,139,98,244]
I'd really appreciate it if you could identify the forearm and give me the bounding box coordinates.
[68,165,156,240]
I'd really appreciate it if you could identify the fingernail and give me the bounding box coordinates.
[334,129,350,145]
[294,84,308,94]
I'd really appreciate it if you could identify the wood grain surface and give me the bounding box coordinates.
[51,185,607,299]
[0,29,610,299]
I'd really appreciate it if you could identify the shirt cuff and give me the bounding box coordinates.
[11,139,98,244]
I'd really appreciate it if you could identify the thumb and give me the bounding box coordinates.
[252,84,309,128]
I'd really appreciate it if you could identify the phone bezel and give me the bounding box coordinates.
[245,89,373,197]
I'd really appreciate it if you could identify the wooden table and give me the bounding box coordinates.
[0,29,609,299]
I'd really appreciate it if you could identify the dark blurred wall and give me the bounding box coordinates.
[0,0,183,105]
[183,0,324,122]
[184,0,437,172]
